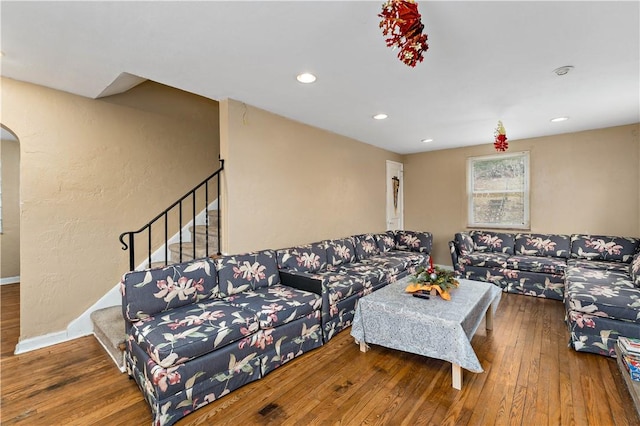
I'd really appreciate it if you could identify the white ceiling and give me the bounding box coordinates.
[1,1,638,154]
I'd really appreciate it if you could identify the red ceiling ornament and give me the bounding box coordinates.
[379,0,429,67]
[494,121,509,152]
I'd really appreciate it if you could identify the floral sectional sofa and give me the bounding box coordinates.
[277,230,432,342]
[449,230,640,357]
[121,230,432,425]
[121,250,323,426]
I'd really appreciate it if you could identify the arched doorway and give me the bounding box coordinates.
[1,124,20,284]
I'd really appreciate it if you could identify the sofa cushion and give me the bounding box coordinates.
[632,252,640,288]
[567,259,631,273]
[506,255,567,276]
[223,284,321,329]
[130,300,259,368]
[566,267,633,287]
[565,279,640,323]
[375,232,396,253]
[459,265,509,288]
[354,234,381,260]
[126,330,263,401]
[326,238,357,266]
[353,253,426,284]
[314,271,369,304]
[455,232,474,255]
[277,243,328,273]
[335,262,385,286]
[458,252,509,268]
[366,256,406,275]
[570,234,639,263]
[514,233,571,258]
[372,250,427,271]
[326,279,373,307]
[394,230,433,253]
[216,250,280,297]
[122,258,218,322]
[504,269,565,300]
[469,230,515,254]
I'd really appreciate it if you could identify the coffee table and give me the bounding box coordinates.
[350,275,501,390]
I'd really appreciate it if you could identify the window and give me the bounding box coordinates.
[467,151,529,229]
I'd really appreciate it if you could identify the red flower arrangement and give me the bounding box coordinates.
[379,0,429,67]
[494,120,508,152]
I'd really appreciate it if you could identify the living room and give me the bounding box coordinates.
[1,1,639,424]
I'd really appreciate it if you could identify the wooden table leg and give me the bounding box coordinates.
[358,340,369,353]
[486,304,494,331]
[452,363,462,390]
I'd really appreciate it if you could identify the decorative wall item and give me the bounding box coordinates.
[494,120,508,152]
[379,0,429,67]
[392,175,400,210]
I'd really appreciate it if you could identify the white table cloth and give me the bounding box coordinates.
[351,276,501,374]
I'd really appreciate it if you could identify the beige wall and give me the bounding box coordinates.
[1,78,220,340]
[1,137,21,278]
[219,99,402,253]
[4,73,637,342]
[403,123,640,265]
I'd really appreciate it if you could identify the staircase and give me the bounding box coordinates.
[92,210,220,371]
[168,210,219,263]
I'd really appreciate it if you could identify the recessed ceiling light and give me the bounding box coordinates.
[553,66,574,76]
[550,116,569,122]
[421,138,433,143]
[296,72,316,84]
[372,113,388,120]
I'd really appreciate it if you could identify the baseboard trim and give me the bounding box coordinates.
[1,276,20,285]
[14,283,122,355]
[14,330,86,354]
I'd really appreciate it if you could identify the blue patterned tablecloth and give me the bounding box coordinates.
[350,276,501,373]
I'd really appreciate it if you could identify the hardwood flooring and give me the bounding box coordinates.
[1,282,638,425]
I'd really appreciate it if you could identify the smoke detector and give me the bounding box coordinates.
[553,66,574,76]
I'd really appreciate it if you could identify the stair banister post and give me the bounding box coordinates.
[118,231,135,271]
[217,158,224,256]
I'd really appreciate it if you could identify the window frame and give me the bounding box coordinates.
[466,151,530,230]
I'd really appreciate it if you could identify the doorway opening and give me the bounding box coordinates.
[1,124,20,285]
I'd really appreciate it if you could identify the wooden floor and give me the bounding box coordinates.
[1,283,638,425]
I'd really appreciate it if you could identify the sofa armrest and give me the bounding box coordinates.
[279,270,323,295]
[449,241,461,273]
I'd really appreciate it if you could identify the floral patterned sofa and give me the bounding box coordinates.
[565,235,640,356]
[449,230,571,300]
[121,249,323,426]
[277,230,432,342]
[449,230,640,357]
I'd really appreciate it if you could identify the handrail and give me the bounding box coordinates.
[119,158,224,271]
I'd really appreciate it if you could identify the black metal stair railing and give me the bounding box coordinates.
[119,159,224,271]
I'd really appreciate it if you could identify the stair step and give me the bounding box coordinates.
[190,225,219,246]
[207,210,219,226]
[91,306,126,372]
[141,210,220,267]
[169,242,218,262]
